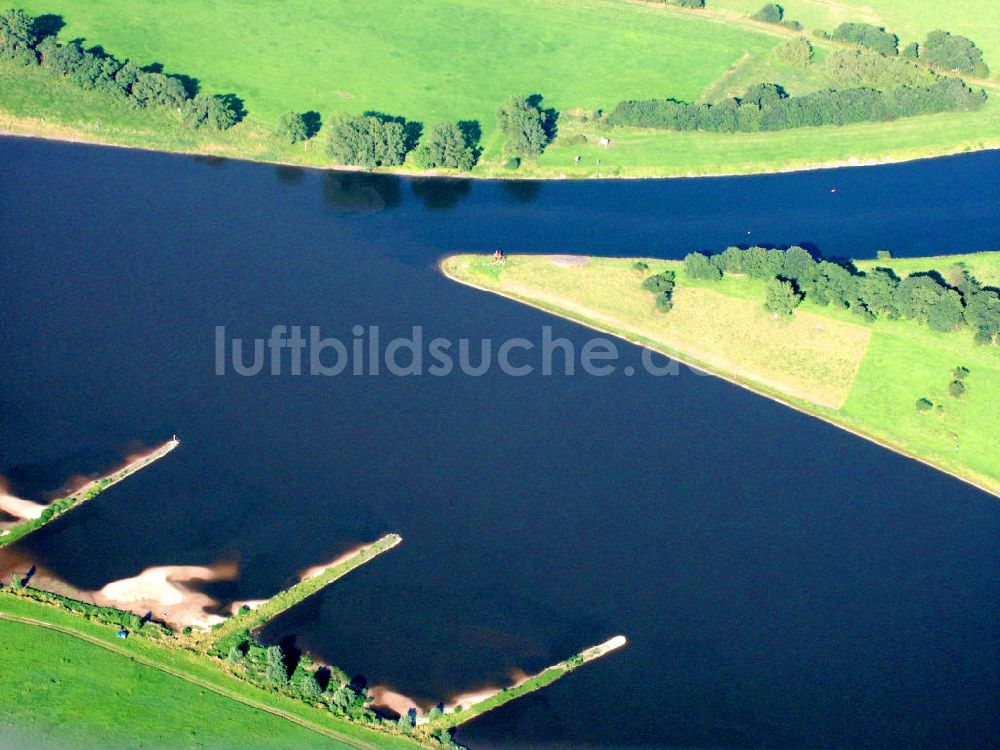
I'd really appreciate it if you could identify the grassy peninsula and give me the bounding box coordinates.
[441,252,1000,496]
[1,0,999,178]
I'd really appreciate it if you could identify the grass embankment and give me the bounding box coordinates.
[428,636,627,730]
[441,253,1000,496]
[0,594,422,750]
[3,0,1000,178]
[206,534,402,647]
[0,438,178,549]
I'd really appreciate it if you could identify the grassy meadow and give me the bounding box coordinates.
[2,0,999,177]
[441,252,1000,496]
[0,595,422,750]
[0,617,346,750]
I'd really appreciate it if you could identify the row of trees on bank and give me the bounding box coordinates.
[316,94,554,171]
[682,246,1000,342]
[214,628,456,745]
[607,76,984,132]
[0,9,242,129]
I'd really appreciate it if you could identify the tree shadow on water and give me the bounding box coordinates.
[322,171,403,213]
[274,165,306,185]
[411,177,471,211]
[501,180,542,204]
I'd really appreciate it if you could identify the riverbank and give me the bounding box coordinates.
[0,593,425,749]
[440,254,1000,498]
[0,437,179,548]
[4,51,1000,182]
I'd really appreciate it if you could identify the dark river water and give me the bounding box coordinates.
[1,137,998,749]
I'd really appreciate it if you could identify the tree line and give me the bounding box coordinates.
[750,4,802,32]
[214,628,456,746]
[321,94,553,171]
[606,76,985,132]
[0,9,242,130]
[681,246,1000,342]
[820,22,989,77]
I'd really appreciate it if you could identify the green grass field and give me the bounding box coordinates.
[0,595,421,750]
[2,0,999,177]
[10,0,776,128]
[442,252,1000,496]
[0,618,343,750]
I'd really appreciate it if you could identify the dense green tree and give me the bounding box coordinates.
[776,37,813,67]
[607,76,984,133]
[963,289,1000,344]
[857,268,900,318]
[414,121,477,170]
[764,278,802,316]
[804,260,858,308]
[496,95,551,157]
[276,111,309,144]
[327,115,408,167]
[35,35,73,72]
[711,246,744,274]
[751,4,783,23]
[397,711,414,731]
[915,397,933,412]
[132,71,188,108]
[743,246,785,279]
[0,9,38,64]
[921,30,989,77]
[927,291,965,332]
[949,379,966,398]
[831,22,899,55]
[299,673,323,702]
[902,41,920,60]
[264,645,288,686]
[684,252,722,280]
[641,269,676,311]
[781,245,816,282]
[184,94,240,130]
[895,274,947,321]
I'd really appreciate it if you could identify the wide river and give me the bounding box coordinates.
[1,137,998,749]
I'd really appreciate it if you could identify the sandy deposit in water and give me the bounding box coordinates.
[93,562,237,629]
[368,686,425,716]
[0,478,47,521]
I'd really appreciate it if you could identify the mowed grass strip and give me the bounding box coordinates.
[0,595,422,750]
[442,252,1000,495]
[0,617,355,750]
[446,255,871,408]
